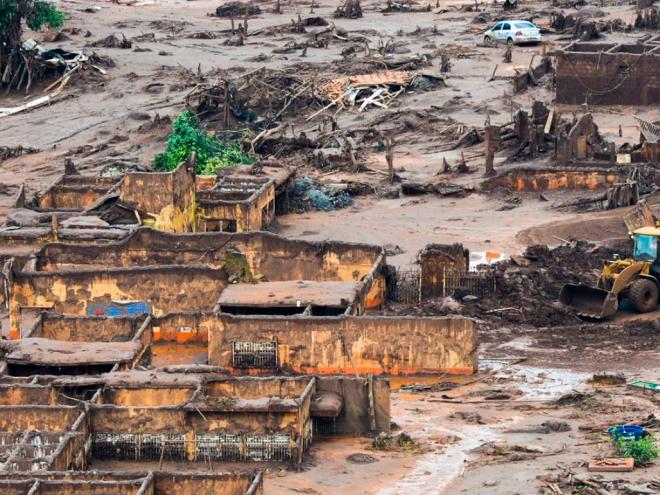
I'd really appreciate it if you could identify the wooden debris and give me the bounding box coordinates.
[588,458,634,472]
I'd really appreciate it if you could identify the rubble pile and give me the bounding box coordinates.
[213,1,261,18]
[335,0,363,18]
[90,34,132,49]
[290,176,353,212]
[383,241,632,327]
[484,241,627,326]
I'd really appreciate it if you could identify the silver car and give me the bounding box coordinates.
[483,20,542,45]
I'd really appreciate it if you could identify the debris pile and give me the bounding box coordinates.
[186,69,316,129]
[478,241,628,325]
[316,71,443,115]
[383,240,631,327]
[90,34,132,49]
[381,0,431,13]
[213,1,261,18]
[401,180,472,197]
[335,0,363,18]
[0,145,40,162]
[290,176,353,212]
[1,39,92,94]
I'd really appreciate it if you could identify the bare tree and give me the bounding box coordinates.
[385,136,396,183]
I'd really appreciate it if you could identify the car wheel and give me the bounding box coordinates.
[484,35,491,44]
[629,278,659,313]
[506,37,513,45]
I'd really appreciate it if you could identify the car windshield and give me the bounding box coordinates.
[515,22,536,28]
[634,234,657,262]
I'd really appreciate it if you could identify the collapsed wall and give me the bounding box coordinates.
[117,162,196,233]
[419,244,470,298]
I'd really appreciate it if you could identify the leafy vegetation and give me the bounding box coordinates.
[616,435,658,466]
[154,110,254,175]
[1,1,65,90]
[0,0,64,32]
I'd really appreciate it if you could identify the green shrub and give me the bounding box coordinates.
[616,435,658,466]
[26,1,64,30]
[0,0,64,32]
[154,110,254,175]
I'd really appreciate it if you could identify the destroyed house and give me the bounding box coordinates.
[482,112,659,195]
[196,176,276,233]
[4,228,385,335]
[0,162,295,248]
[555,37,660,105]
[0,371,389,468]
[0,471,263,495]
[32,175,122,212]
[0,313,152,376]
[1,227,478,376]
[1,230,477,378]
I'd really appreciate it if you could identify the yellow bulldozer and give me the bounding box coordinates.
[560,226,660,318]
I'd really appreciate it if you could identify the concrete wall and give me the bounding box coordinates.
[102,387,196,406]
[0,405,79,431]
[204,377,309,400]
[555,44,660,105]
[26,313,145,342]
[36,176,119,211]
[153,472,263,495]
[118,163,196,233]
[90,406,303,456]
[8,266,227,339]
[419,244,470,298]
[197,181,276,233]
[34,228,384,283]
[37,482,140,494]
[482,167,625,191]
[209,315,477,375]
[0,384,59,405]
[151,312,215,343]
[0,472,262,495]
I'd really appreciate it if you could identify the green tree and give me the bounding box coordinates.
[154,110,255,175]
[0,0,65,89]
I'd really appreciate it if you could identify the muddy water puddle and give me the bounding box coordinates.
[382,361,589,494]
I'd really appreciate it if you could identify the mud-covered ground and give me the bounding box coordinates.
[1,0,660,492]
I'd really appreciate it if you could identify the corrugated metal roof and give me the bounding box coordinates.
[635,116,660,144]
[319,71,412,100]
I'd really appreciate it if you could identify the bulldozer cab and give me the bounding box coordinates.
[633,227,660,279]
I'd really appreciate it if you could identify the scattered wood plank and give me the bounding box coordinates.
[588,458,634,472]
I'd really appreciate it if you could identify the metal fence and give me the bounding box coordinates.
[440,268,496,298]
[389,266,421,304]
[232,341,278,368]
[389,266,496,303]
[92,432,294,462]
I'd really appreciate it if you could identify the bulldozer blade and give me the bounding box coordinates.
[559,284,619,319]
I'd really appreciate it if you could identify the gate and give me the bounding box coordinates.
[389,266,495,303]
[440,268,496,298]
[389,266,421,304]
